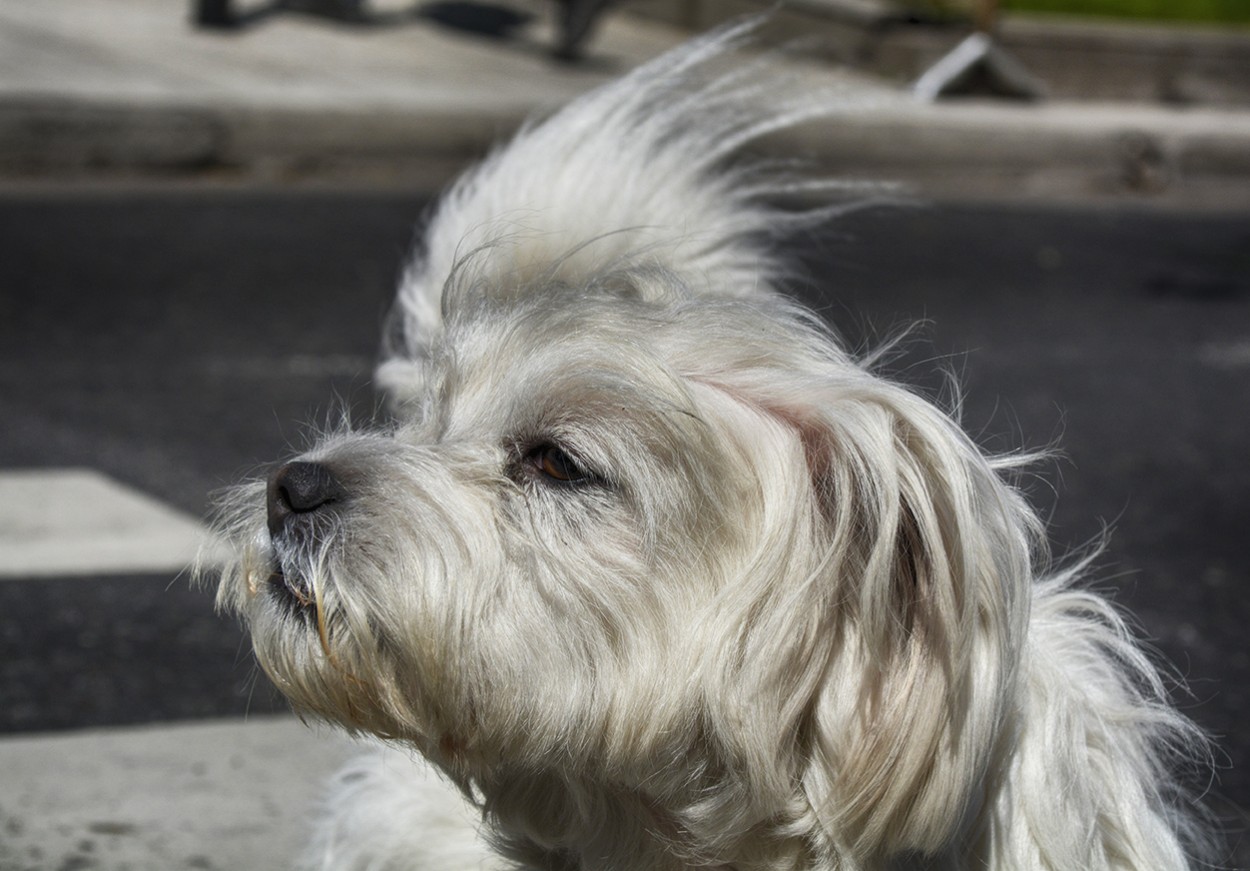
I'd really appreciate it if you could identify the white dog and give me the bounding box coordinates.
[212,22,1209,871]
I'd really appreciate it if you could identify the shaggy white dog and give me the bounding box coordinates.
[213,22,1208,871]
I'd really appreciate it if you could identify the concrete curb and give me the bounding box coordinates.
[0,98,526,186]
[5,92,1248,208]
[781,99,1250,207]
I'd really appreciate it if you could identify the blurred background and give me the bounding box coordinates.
[0,0,1247,868]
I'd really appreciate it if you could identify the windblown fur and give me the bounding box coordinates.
[212,21,1208,871]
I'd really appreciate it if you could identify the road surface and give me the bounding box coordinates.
[1,189,1246,863]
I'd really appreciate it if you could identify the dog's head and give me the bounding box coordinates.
[214,257,1039,862]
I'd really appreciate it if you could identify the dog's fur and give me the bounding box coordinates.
[212,22,1208,871]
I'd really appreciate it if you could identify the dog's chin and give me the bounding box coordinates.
[218,536,329,674]
[220,540,424,741]
[238,563,367,726]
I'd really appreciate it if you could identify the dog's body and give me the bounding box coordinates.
[213,24,1207,871]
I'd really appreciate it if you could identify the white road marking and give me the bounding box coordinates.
[0,468,229,578]
[1197,339,1250,370]
[201,352,372,378]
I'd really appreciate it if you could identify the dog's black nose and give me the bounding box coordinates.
[267,461,344,536]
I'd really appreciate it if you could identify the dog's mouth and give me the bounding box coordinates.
[266,563,317,613]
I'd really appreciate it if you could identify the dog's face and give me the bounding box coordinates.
[216,265,1036,857]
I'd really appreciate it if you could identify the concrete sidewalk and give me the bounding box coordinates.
[0,0,686,187]
[0,716,360,871]
[1,0,1249,205]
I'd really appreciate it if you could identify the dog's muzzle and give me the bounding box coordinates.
[265,460,345,606]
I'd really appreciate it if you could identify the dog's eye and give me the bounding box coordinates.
[528,444,590,484]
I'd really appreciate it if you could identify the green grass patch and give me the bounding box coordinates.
[1001,0,1250,23]
[907,0,1250,24]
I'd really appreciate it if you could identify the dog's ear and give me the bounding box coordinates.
[697,358,1038,861]
[793,379,1037,857]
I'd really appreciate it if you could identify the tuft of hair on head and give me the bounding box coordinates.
[377,15,903,403]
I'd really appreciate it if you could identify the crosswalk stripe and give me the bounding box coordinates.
[0,468,229,578]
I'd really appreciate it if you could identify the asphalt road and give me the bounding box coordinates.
[1,190,1247,853]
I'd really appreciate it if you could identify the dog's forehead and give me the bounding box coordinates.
[422,293,693,437]
[442,293,644,371]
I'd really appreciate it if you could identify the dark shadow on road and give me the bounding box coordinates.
[191,0,617,61]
